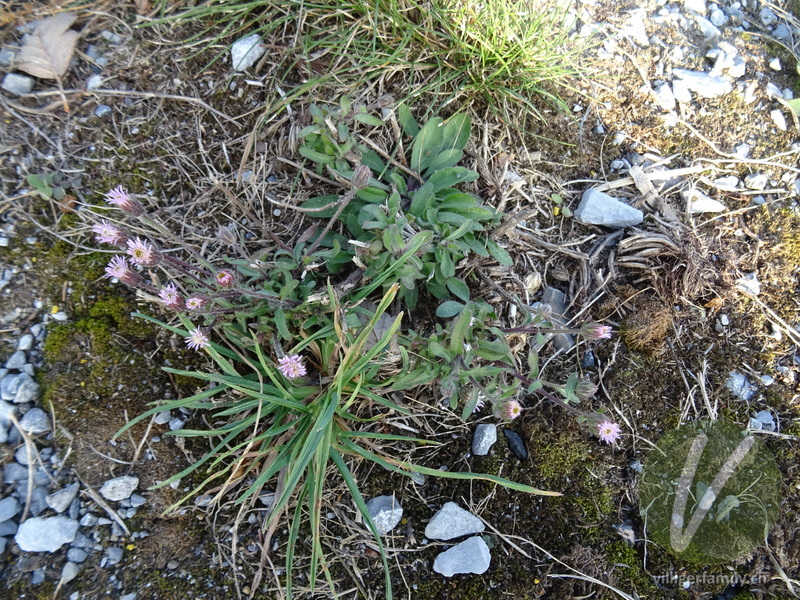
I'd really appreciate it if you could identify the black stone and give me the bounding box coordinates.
[503,429,528,460]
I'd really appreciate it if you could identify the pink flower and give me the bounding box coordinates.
[92,220,127,246]
[158,283,184,310]
[214,269,235,288]
[185,296,207,311]
[277,354,306,379]
[185,328,210,351]
[597,420,622,445]
[126,237,161,266]
[495,399,523,421]
[580,323,613,340]
[104,186,144,217]
[104,256,142,286]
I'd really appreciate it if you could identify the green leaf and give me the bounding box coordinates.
[423,149,463,175]
[436,301,465,318]
[355,186,389,203]
[299,146,335,164]
[410,117,444,173]
[786,97,800,115]
[298,194,340,217]
[487,239,513,266]
[397,104,419,137]
[446,277,470,302]
[275,309,291,341]
[426,166,479,193]
[441,113,471,151]
[354,113,384,127]
[438,248,455,278]
[449,304,473,354]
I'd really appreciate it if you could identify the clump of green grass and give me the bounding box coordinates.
[146,0,591,125]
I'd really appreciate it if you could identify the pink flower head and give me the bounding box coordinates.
[126,237,161,266]
[277,354,306,379]
[185,296,207,311]
[185,328,210,351]
[92,220,127,247]
[597,420,622,445]
[158,283,184,310]
[104,186,144,217]
[496,399,523,421]
[104,255,142,286]
[580,323,613,340]
[214,269,235,288]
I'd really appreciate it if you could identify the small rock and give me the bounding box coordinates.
[773,24,791,41]
[129,494,146,507]
[99,475,139,501]
[0,519,18,536]
[1,73,33,96]
[0,497,21,522]
[231,33,265,71]
[100,30,122,44]
[67,548,88,563]
[425,502,485,541]
[31,569,45,585]
[736,272,760,295]
[0,47,18,67]
[734,143,751,159]
[106,546,124,566]
[95,105,112,118]
[744,173,768,190]
[4,462,28,484]
[17,335,33,351]
[5,350,27,370]
[166,559,180,570]
[672,69,732,98]
[19,408,50,434]
[86,74,104,90]
[759,7,777,27]
[709,9,726,26]
[61,562,80,584]
[15,516,79,552]
[653,83,676,111]
[726,371,757,401]
[168,417,185,431]
[154,410,171,425]
[683,189,727,213]
[120,594,137,600]
[0,400,15,428]
[471,424,497,456]
[711,175,740,191]
[14,373,40,404]
[28,486,50,517]
[80,513,98,527]
[503,429,528,460]
[574,189,643,228]
[365,495,403,535]
[754,410,776,432]
[760,375,775,386]
[766,81,783,100]
[46,483,80,513]
[433,536,491,577]
[770,109,787,131]
[694,15,720,40]
[683,0,706,14]
[769,57,781,71]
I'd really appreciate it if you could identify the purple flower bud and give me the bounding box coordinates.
[104,186,144,217]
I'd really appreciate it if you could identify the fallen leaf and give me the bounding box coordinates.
[133,0,152,15]
[17,12,80,80]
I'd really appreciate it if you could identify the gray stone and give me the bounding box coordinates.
[86,74,103,90]
[1,73,33,96]
[153,410,171,425]
[685,190,727,213]
[0,47,18,67]
[0,518,18,536]
[29,486,49,517]
[17,335,34,351]
[0,497,21,522]
[99,475,139,501]
[471,424,497,456]
[736,272,760,295]
[759,7,777,27]
[120,594,137,600]
[744,173,768,190]
[6,351,27,370]
[19,408,50,434]
[31,569,45,585]
[129,494,146,507]
[14,373,40,404]
[574,189,643,228]
[365,495,403,535]
[534,287,575,351]
[100,30,122,44]
[425,502,485,540]
[0,400,14,428]
[231,33,265,71]
[67,548,88,563]
[47,483,80,513]
[433,536,491,577]
[694,16,720,40]
[95,105,112,118]
[61,562,80,584]
[683,0,705,14]
[770,109,787,131]
[15,516,79,552]
[712,175,740,191]
[1,373,21,401]
[4,462,28,484]
[653,83,676,111]
[105,546,124,566]
[79,513,98,527]
[755,410,776,432]
[709,9,726,26]
[672,69,732,98]
[168,417,185,431]
[773,24,791,41]
[726,371,757,401]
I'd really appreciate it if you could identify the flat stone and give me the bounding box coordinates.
[425,502,484,541]
[683,189,727,213]
[46,483,80,513]
[773,24,791,41]
[0,518,18,536]
[574,189,643,228]
[67,548,88,563]
[0,497,21,522]
[231,33,265,71]
[770,109,787,131]
[471,424,497,456]
[433,536,491,577]
[1,373,21,401]
[105,546,124,566]
[5,351,27,370]
[744,173,768,190]
[1,73,33,95]
[14,373,40,404]
[99,475,138,501]
[0,400,16,427]
[694,16,720,40]
[29,486,49,517]
[709,9,726,26]
[672,69,732,98]
[17,335,34,351]
[712,175,740,191]
[168,417,185,431]
[653,83,676,111]
[4,462,28,484]
[682,0,705,14]
[95,105,112,118]
[129,494,146,507]
[736,272,760,295]
[0,47,18,67]
[15,516,79,552]
[365,495,403,534]
[726,371,757,401]
[153,410,171,425]
[19,408,50,434]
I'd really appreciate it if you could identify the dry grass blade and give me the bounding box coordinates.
[17,12,80,79]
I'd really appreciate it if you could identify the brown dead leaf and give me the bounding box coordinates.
[17,12,80,80]
[133,0,153,15]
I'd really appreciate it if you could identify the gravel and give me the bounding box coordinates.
[425,502,485,541]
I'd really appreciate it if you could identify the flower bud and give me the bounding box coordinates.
[351,164,372,190]
[104,186,144,217]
